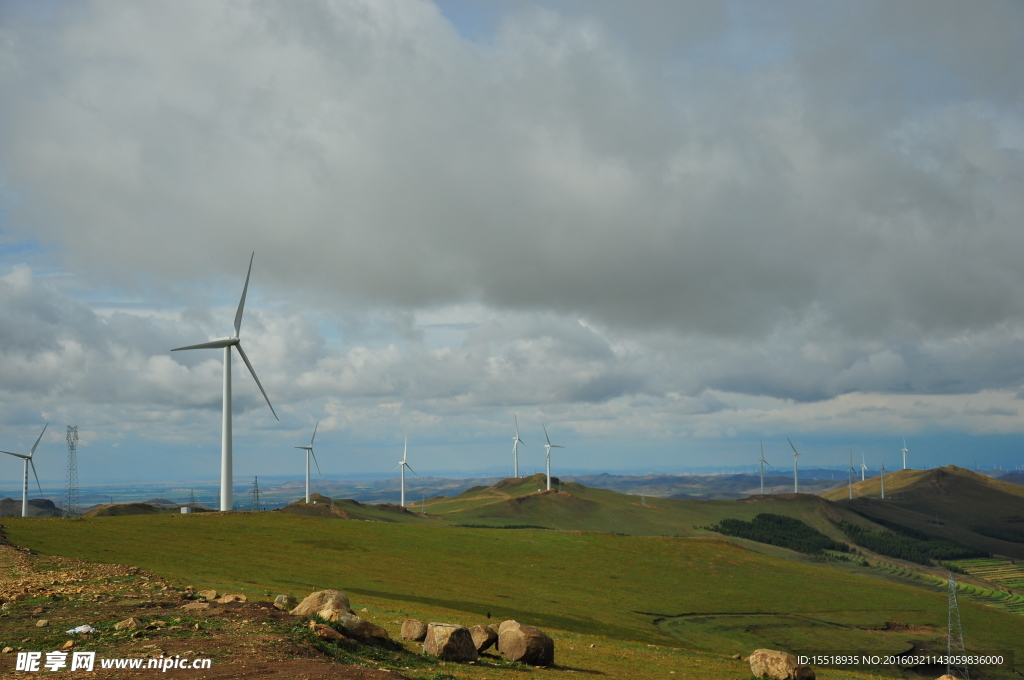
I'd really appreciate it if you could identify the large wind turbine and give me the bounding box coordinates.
[758,441,773,495]
[1,423,47,518]
[901,438,909,470]
[847,450,857,500]
[395,437,417,507]
[542,425,564,491]
[512,416,525,479]
[787,437,804,493]
[294,421,321,504]
[171,253,278,512]
[861,452,867,481]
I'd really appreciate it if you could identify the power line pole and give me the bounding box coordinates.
[63,426,79,518]
[947,573,968,679]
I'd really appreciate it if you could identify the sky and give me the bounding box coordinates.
[1,0,1023,492]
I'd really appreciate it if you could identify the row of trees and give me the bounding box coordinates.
[834,520,986,565]
[971,525,1024,544]
[705,513,848,554]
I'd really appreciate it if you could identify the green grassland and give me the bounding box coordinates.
[5,511,1024,678]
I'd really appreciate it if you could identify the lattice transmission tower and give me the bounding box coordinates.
[250,476,261,512]
[63,426,79,518]
[947,573,968,679]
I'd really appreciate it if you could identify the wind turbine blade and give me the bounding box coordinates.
[234,343,278,420]
[404,436,408,462]
[787,437,799,456]
[760,440,764,459]
[405,464,418,476]
[0,450,29,459]
[310,449,322,476]
[515,415,520,438]
[234,252,254,338]
[311,420,319,446]
[543,425,552,447]
[552,444,564,449]
[30,459,42,495]
[171,338,236,351]
[30,422,48,456]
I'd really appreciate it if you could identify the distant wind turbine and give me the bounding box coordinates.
[1,423,47,518]
[171,253,278,512]
[512,416,526,479]
[294,421,321,504]
[787,437,804,493]
[542,425,564,491]
[395,437,417,507]
[901,438,909,470]
[880,460,886,499]
[861,452,867,481]
[758,441,773,495]
[847,450,856,500]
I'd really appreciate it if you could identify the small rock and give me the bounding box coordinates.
[35,619,49,628]
[216,593,246,604]
[401,619,428,641]
[274,594,297,610]
[2,647,14,654]
[497,620,554,666]
[310,622,346,641]
[198,590,218,600]
[733,654,742,659]
[423,623,478,662]
[32,606,44,615]
[114,617,144,631]
[469,624,498,652]
[61,641,75,650]
[179,601,210,610]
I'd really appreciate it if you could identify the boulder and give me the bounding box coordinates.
[290,589,352,620]
[469,625,498,652]
[216,593,246,604]
[274,594,297,611]
[401,619,428,641]
[749,649,815,680]
[114,617,143,631]
[334,613,391,644]
[198,590,218,600]
[35,619,49,628]
[423,623,478,662]
[497,620,554,666]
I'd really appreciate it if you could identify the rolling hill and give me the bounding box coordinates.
[822,466,1024,560]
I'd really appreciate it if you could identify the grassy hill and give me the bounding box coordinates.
[424,473,870,542]
[276,493,437,523]
[822,466,1024,560]
[5,512,1024,672]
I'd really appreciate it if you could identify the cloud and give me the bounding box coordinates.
[1,1,1023,477]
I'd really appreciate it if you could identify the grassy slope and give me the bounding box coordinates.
[5,513,1024,667]
[822,466,1024,560]
[428,474,871,542]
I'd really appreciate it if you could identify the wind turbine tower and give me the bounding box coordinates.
[171,253,278,512]
[848,451,857,499]
[861,453,867,481]
[512,416,525,479]
[758,441,773,495]
[880,461,887,499]
[294,421,321,504]
[1,423,47,518]
[395,437,417,507]
[787,437,804,493]
[542,425,564,491]
[902,438,909,470]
